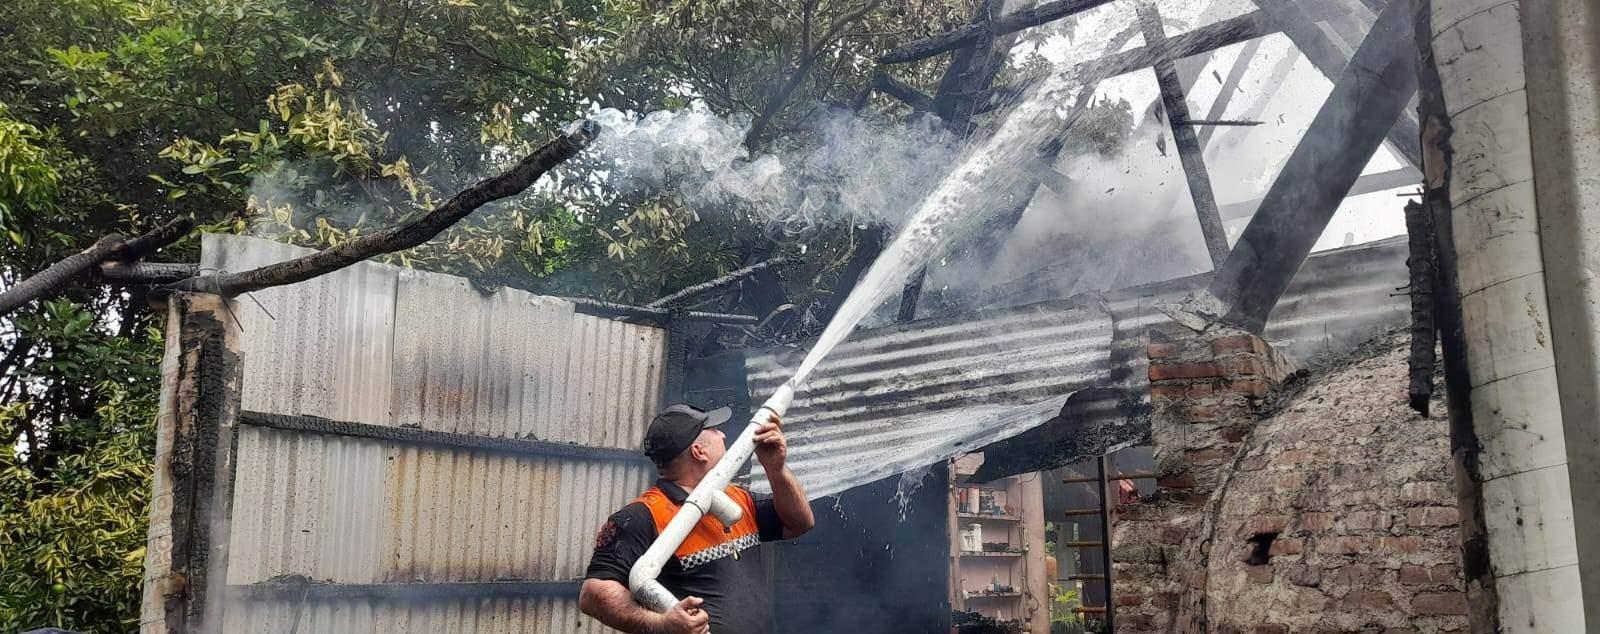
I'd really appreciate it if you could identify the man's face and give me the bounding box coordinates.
[693,427,727,464]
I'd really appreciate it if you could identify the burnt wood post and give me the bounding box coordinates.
[140,293,244,633]
[1403,200,1437,415]
[1165,0,1417,334]
[1137,2,1230,269]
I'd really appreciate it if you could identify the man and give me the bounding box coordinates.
[580,403,814,633]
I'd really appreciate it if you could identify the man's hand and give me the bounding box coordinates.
[753,411,787,471]
[657,596,710,634]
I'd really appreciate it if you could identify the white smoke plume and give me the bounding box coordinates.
[580,102,965,231]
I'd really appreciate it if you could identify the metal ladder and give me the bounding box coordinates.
[1059,455,1157,632]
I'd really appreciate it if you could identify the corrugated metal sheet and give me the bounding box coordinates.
[200,234,666,631]
[747,236,1411,497]
[748,301,1117,498]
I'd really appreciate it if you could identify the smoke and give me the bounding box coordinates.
[581,102,964,231]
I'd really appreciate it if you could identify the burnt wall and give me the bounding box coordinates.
[1112,330,1468,633]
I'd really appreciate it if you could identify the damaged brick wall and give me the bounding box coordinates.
[1112,330,1467,632]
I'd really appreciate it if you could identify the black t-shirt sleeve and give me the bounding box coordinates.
[584,502,656,584]
[751,493,789,542]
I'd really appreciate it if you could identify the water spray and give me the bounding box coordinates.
[628,381,796,612]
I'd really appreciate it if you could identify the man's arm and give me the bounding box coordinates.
[579,579,709,634]
[753,414,815,538]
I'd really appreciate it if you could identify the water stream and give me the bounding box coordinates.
[789,79,1075,386]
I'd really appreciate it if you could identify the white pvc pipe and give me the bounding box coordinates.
[629,383,796,613]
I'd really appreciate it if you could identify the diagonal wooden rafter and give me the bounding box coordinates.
[1138,2,1229,269]
[1250,0,1421,168]
[1163,0,1418,334]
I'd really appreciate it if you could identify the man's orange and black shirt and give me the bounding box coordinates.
[585,479,790,632]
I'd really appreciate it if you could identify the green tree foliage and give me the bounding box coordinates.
[0,0,1135,628]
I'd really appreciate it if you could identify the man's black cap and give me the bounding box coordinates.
[643,403,733,468]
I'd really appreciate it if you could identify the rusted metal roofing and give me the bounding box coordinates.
[747,236,1410,497]
[199,234,666,632]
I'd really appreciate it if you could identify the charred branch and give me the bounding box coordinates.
[871,72,936,112]
[0,217,194,318]
[166,124,595,297]
[1165,0,1418,334]
[646,257,798,308]
[1139,2,1229,268]
[1404,199,1437,415]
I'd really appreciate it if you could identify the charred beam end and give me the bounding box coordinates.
[565,297,761,325]
[99,261,202,284]
[646,256,799,308]
[1173,0,1418,334]
[238,410,650,464]
[1404,199,1438,416]
[166,123,597,298]
[1139,2,1229,269]
[231,580,582,602]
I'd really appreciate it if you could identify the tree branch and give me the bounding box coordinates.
[0,217,194,318]
[646,256,798,308]
[878,0,1115,64]
[443,39,574,92]
[872,72,936,111]
[165,123,597,297]
[744,0,882,149]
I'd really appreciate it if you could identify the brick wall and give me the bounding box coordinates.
[1112,330,1467,632]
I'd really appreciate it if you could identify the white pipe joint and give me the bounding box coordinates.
[628,382,796,613]
[707,490,744,526]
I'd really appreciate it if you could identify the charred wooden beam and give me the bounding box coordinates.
[98,261,202,285]
[647,257,797,308]
[1404,199,1437,416]
[1252,0,1421,168]
[1163,0,1417,334]
[878,0,1114,64]
[564,297,761,325]
[1139,2,1229,268]
[1186,119,1262,127]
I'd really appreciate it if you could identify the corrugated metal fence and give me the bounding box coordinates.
[184,234,665,632]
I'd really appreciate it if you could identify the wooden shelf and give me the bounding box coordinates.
[965,592,1021,598]
[957,512,1020,521]
[960,551,1024,558]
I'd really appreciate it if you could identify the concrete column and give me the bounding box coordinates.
[1426,0,1594,629]
[1520,0,1600,620]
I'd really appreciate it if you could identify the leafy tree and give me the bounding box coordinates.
[0,0,1140,628]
